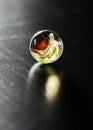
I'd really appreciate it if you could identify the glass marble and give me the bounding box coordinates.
[29,30,64,64]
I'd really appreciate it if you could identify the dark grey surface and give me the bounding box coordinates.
[0,0,93,130]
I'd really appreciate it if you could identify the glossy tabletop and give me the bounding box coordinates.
[0,0,92,130]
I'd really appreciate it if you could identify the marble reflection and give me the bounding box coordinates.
[27,63,63,103]
[27,63,79,130]
[45,74,60,102]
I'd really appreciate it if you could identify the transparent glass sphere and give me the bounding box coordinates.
[29,30,64,64]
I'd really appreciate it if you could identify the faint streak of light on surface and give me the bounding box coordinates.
[28,63,41,78]
[27,63,42,84]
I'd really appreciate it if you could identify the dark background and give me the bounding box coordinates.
[0,0,93,130]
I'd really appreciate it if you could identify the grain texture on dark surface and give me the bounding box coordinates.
[0,0,92,130]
